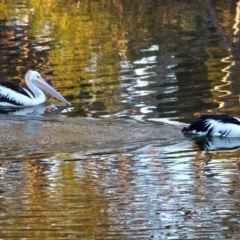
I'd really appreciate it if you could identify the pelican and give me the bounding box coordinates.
[182,115,240,137]
[0,70,70,107]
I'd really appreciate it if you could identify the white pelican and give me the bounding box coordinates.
[182,115,240,137]
[0,70,70,107]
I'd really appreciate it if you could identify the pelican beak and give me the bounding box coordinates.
[35,78,71,105]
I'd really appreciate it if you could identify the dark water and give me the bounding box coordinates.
[0,0,240,239]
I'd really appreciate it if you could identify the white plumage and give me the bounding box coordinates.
[0,70,70,107]
[182,115,240,137]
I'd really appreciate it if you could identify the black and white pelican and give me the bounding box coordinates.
[0,70,70,107]
[182,115,240,137]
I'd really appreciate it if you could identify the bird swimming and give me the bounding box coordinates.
[182,115,240,137]
[0,70,70,107]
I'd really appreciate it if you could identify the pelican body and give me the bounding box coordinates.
[0,70,70,107]
[182,115,240,137]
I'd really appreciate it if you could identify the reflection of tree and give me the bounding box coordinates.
[0,0,239,119]
[25,0,220,118]
[0,153,111,239]
[0,18,52,84]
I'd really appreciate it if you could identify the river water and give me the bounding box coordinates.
[0,0,240,239]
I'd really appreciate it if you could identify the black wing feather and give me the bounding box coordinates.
[199,115,240,125]
[182,117,213,135]
[182,115,240,135]
[0,80,32,106]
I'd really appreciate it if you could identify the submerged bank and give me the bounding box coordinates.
[0,117,187,156]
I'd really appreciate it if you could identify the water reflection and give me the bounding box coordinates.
[0,103,71,116]
[0,0,239,121]
[1,0,240,239]
[1,137,240,239]
[192,136,240,151]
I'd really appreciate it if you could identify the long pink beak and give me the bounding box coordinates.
[35,78,71,105]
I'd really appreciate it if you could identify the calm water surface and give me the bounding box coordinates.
[1,0,240,239]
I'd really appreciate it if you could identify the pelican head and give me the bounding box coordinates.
[25,70,71,106]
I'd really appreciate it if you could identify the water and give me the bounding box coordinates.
[0,0,240,239]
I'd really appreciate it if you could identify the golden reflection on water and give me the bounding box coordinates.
[0,0,239,119]
[209,0,240,110]
[0,155,111,239]
[1,0,240,239]
[2,140,238,239]
[1,0,218,118]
